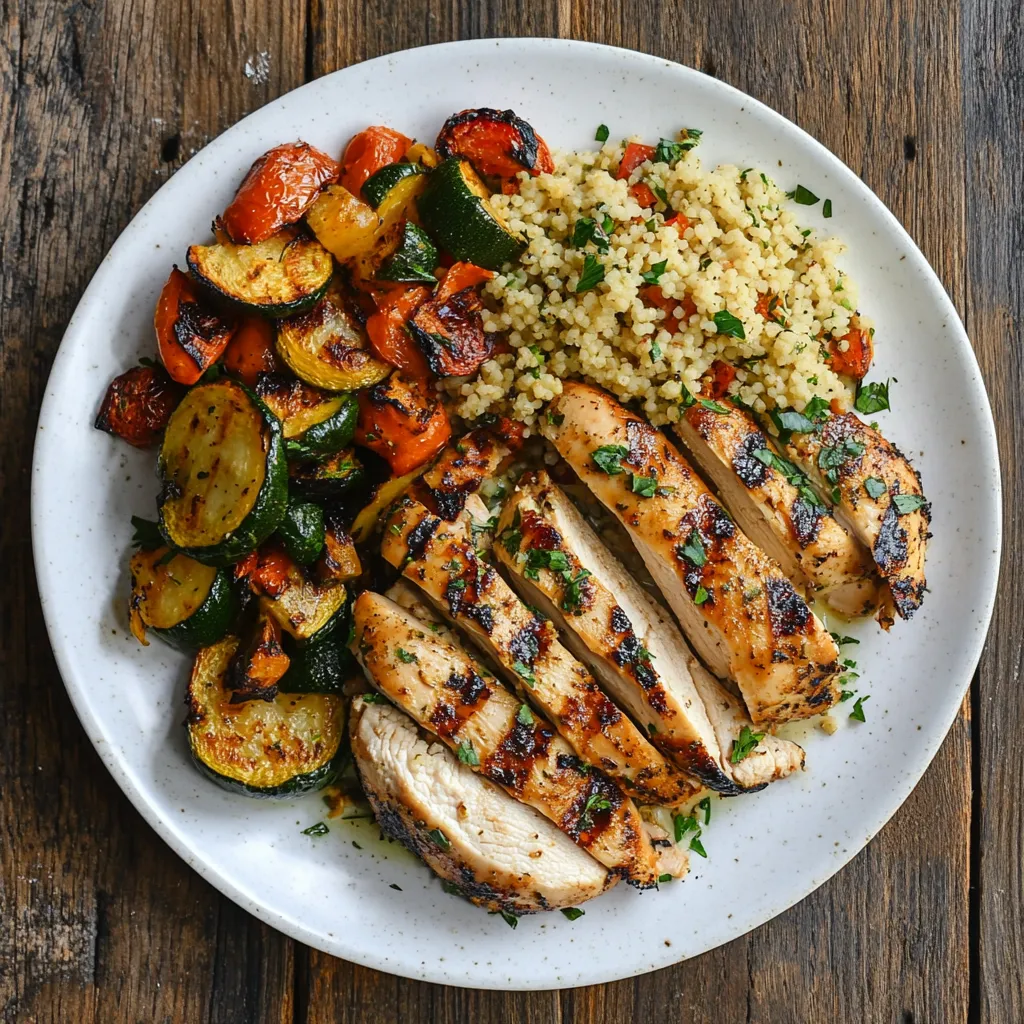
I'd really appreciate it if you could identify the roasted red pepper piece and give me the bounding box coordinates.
[365,285,433,378]
[356,372,451,476]
[222,316,279,386]
[827,321,874,380]
[630,182,658,208]
[154,268,236,385]
[339,126,412,195]
[706,359,738,399]
[222,142,340,245]
[435,261,494,301]
[436,108,554,178]
[640,284,697,334]
[94,364,184,448]
[617,142,656,180]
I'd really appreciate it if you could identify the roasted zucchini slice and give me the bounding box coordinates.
[349,467,426,543]
[276,500,326,564]
[187,226,333,319]
[279,606,354,695]
[187,637,346,797]
[416,158,525,270]
[289,448,366,502]
[362,161,428,209]
[275,281,391,392]
[257,565,349,640]
[158,379,288,566]
[128,545,238,650]
[255,374,359,459]
[305,184,380,262]
[376,221,439,284]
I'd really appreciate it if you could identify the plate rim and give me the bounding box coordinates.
[30,36,1002,989]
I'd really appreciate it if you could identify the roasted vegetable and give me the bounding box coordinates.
[186,636,346,797]
[408,274,494,377]
[228,614,291,701]
[276,500,326,564]
[355,372,451,476]
[827,319,874,380]
[275,281,390,392]
[616,142,656,180]
[376,221,439,284]
[340,126,412,195]
[187,226,333,319]
[416,159,526,270]
[436,108,554,178]
[222,142,340,245]
[222,316,279,386]
[362,161,428,209]
[317,523,362,582]
[365,285,432,377]
[289,448,366,501]
[254,376,358,460]
[279,605,353,694]
[158,379,288,565]
[128,544,238,649]
[305,184,380,262]
[95,364,183,447]
[349,467,425,544]
[154,268,236,385]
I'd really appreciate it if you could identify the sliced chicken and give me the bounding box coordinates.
[379,497,700,807]
[495,472,805,793]
[542,382,841,727]
[350,591,660,887]
[675,400,881,617]
[350,696,615,913]
[780,412,930,625]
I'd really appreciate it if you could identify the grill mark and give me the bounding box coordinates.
[733,430,770,489]
[482,719,554,793]
[405,515,440,563]
[610,606,631,633]
[430,670,493,737]
[764,576,812,636]
[518,508,562,551]
[561,771,623,846]
[874,502,909,573]
[790,496,825,547]
[507,618,546,668]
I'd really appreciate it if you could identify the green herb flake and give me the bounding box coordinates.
[575,253,606,293]
[699,796,712,826]
[730,725,766,763]
[698,397,730,414]
[892,493,928,515]
[517,703,535,727]
[645,218,658,231]
[562,569,593,614]
[591,444,629,475]
[631,473,658,498]
[572,216,610,253]
[855,379,891,414]
[849,695,870,722]
[694,584,710,605]
[513,661,536,687]
[823,198,833,218]
[456,741,480,766]
[561,906,585,921]
[713,309,746,339]
[690,835,708,858]
[864,477,888,500]
[680,529,707,567]
[428,828,451,851]
[640,258,668,285]
[674,814,698,843]
[547,411,565,427]
[654,138,684,165]
[818,438,866,486]
[787,184,820,205]
[830,631,860,647]
[302,821,329,836]
[498,910,519,929]
[360,692,389,705]
[595,124,610,143]
[840,689,856,702]
[650,339,663,361]
[658,873,674,883]
[395,648,417,664]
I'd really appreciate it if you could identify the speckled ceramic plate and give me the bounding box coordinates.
[32,39,1000,989]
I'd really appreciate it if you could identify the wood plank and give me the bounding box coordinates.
[0,2,305,1022]
[962,2,1024,1022]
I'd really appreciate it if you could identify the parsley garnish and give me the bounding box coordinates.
[830,631,860,647]
[893,493,928,514]
[631,473,658,498]
[753,447,827,510]
[713,309,746,339]
[730,725,765,763]
[595,124,610,143]
[591,444,628,475]
[456,741,479,766]
[658,873,673,883]
[645,218,657,231]
[673,813,698,842]
[680,529,707,566]
[524,548,570,580]
[690,835,708,858]
[649,181,670,205]
[640,259,668,285]
[787,184,820,205]
[396,648,417,664]
[572,216,611,253]
[561,907,585,921]
[855,379,891,414]
[823,198,833,218]
[517,703,535,726]
[575,253,605,293]
[447,578,467,591]
[694,584,709,605]
[513,661,536,687]
[428,828,451,851]
[360,692,389,705]
[679,128,702,150]
[547,411,565,426]
[654,138,684,165]
[301,821,329,836]
[864,477,887,500]
[818,438,865,488]
[698,397,730,414]
[497,910,518,929]
[839,689,856,702]
[849,695,870,722]
[562,569,592,613]
[699,796,712,825]
[650,339,663,361]
[578,792,612,831]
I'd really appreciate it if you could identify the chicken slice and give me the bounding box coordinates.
[780,412,930,625]
[350,696,615,913]
[542,382,841,727]
[495,472,805,793]
[351,591,661,887]
[380,497,700,807]
[675,400,881,618]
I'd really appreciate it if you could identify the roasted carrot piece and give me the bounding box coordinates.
[356,372,451,476]
[222,142,340,245]
[94,364,184,448]
[617,142,656,180]
[827,321,874,380]
[340,126,412,195]
[706,359,738,399]
[229,615,290,703]
[365,285,433,378]
[154,268,236,385]
[222,316,278,386]
[436,108,554,178]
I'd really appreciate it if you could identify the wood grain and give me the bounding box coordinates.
[0,0,1017,1020]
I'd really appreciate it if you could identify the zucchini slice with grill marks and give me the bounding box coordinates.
[376,221,439,284]
[187,636,346,797]
[276,281,391,392]
[255,376,358,460]
[257,567,349,640]
[276,500,326,564]
[362,161,428,209]
[187,226,333,318]
[158,379,288,566]
[416,158,525,270]
[289,448,366,502]
[279,605,354,695]
[128,545,239,650]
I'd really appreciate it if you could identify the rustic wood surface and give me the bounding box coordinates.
[0,1,1017,1020]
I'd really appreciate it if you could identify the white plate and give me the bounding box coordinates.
[32,39,1000,989]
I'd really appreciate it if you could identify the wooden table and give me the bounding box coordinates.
[1,1,1019,1020]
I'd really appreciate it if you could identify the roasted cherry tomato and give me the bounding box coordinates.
[435,261,494,301]
[827,321,874,380]
[365,285,433,377]
[222,316,279,386]
[339,126,412,196]
[356,372,451,476]
[222,142,340,245]
[706,359,738,399]
[616,142,656,180]
[436,108,554,179]
[94,364,184,448]
[154,267,236,385]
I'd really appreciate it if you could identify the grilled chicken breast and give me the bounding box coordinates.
[781,412,930,625]
[351,591,660,887]
[380,496,700,806]
[351,696,615,912]
[542,382,841,726]
[495,472,805,793]
[675,400,880,617]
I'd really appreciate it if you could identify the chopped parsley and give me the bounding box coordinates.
[818,438,865,488]
[645,218,657,231]
[561,907,585,921]
[823,198,833,218]
[572,215,611,252]
[830,631,860,647]
[849,695,870,722]
[698,397,730,414]
[730,725,765,763]
[654,138,684,164]
[680,529,707,567]
[694,584,709,605]
[595,123,610,143]
[840,689,856,702]
[447,578,467,591]
[658,873,674,883]
[456,741,479,766]
[428,828,451,851]
[640,258,668,285]
[513,661,536,687]
[650,339,663,361]
[787,184,820,205]
[673,813,698,842]
[591,444,629,475]
[301,821,329,836]
[753,447,826,510]
[497,910,519,929]
[690,835,707,858]
[713,309,746,339]
[864,477,888,500]
[562,569,593,613]
[646,722,658,735]
[524,548,570,580]
[649,181,670,205]
[516,703,535,727]
[395,648,417,664]
[892,493,928,514]
[578,792,612,831]
[679,127,702,150]
[575,253,605,293]
[547,411,565,427]
[855,379,891,414]
[631,473,659,498]
[699,796,712,825]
